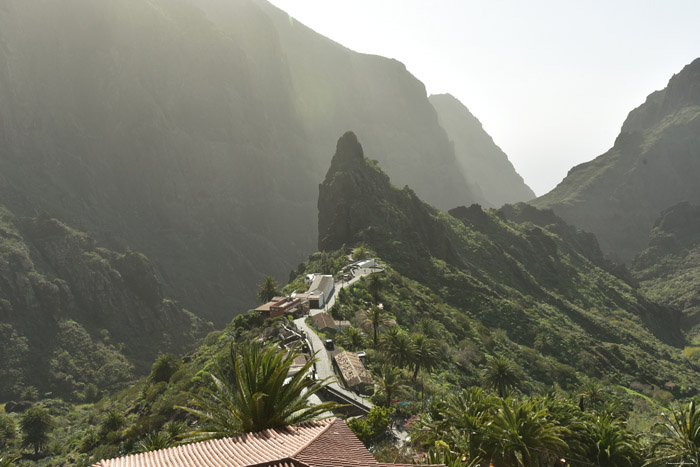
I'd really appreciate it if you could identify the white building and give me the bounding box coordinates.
[307,274,334,308]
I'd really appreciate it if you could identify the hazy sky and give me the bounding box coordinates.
[267,0,700,195]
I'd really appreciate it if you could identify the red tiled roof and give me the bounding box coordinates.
[311,312,336,331]
[94,419,445,467]
[93,420,333,467]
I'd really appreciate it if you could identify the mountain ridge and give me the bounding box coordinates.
[533,57,700,262]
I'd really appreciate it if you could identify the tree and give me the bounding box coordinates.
[99,410,126,436]
[347,406,392,444]
[150,354,180,383]
[367,274,383,304]
[257,276,280,304]
[180,342,340,441]
[353,246,368,261]
[481,356,523,398]
[0,414,16,449]
[373,364,407,407]
[415,388,498,461]
[381,328,417,369]
[0,455,18,467]
[337,327,367,351]
[487,399,567,466]
[410,333,440,381]
[362,306,392,348]
[648,401,700,465]
[19,407,54,454]
[136,431,175,453]
[582,414,639,466]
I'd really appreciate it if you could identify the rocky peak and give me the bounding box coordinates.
[622,57,700,134]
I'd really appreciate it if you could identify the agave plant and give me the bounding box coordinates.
[179,342,341,441]
[646,401,700,466]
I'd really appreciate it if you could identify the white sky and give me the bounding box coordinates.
[267,0,700,195]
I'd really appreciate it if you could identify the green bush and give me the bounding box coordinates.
[347,406,392,444]
[149,354,180,384]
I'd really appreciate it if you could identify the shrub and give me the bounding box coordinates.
[149,354,180,384]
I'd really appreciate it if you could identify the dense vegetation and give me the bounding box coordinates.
[0,204,207,400]
[319,132,697,393]
[633,202,700,342]
[1,243,699,465]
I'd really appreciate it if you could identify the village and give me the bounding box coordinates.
[253,258,388,418]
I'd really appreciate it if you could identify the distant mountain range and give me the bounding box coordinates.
[429,94,536,206]
[534,58,700,263]
[0,0,531,327]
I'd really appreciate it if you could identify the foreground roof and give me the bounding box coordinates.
[93,418,443,467]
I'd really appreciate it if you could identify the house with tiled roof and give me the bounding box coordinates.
[334,351,373,391]
[311,312,336,333]
[92,418,443,467]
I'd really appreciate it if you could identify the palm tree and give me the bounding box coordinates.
[180,342,340,441]
[380,328,416,369]
[337,327,367,351]
[373,364,408,408]
[362,306,392,347]
[488,399,568,466]
[580,380,605,409]
[367,274,383,304]
[410,333,440,381]
[441,388,499,461]
[19,406,54,455]
[257,275,280,303]
[647,401,700,465]
[583,414,639,466]
[481,356,523,398]
[136,430,175,453]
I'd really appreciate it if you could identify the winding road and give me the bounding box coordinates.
[294,266,381,411]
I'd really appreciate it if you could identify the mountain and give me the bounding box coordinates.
[319,131,696,391]
[0,0,487,325]
[533,58,700,262]
[429,94,535,206]
[632,202,700,334]
[0,204,206,400]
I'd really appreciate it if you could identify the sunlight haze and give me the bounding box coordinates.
[268,0,700,195]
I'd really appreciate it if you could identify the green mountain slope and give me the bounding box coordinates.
[429,94,535,206]
[0,0,484,324]
[533,57,700,262]
[0,204,206,400]
[319,131,696,390]
[632,202,700,335]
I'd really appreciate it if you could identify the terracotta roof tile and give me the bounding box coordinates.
[93,420,333,467]
[93,418,445,467]
[334,351,373,388]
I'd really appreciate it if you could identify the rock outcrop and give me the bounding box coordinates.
[533,58,700,263]
[318,131,690,389]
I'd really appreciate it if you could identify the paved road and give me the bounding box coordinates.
[294,266,382,410]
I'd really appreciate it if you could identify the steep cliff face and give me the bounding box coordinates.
[632,202,700,333]
[533,58,700,262]
[0,205,206,399]
[318,132,693,389]
[429,94,535,206]
[0,0,483,325]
